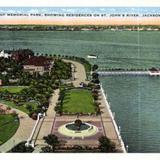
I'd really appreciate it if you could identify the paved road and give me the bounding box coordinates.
[0,107,35,152]
[63,59,88,87]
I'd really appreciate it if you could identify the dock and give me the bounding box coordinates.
[97,71,160,76]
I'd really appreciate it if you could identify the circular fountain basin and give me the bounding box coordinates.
[58,122,98,138]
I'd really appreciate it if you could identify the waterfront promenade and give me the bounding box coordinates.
[99,86,126,152]
[54,60,125,152]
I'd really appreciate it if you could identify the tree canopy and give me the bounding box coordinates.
[99,136,116,153]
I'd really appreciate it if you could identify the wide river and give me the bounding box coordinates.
[1,30,160,152]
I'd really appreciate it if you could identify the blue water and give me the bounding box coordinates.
[0,30,160,69]
[100,76,160,152]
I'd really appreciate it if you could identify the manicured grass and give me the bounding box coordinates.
[0,100,38,114]
[62,89,96,114]
[0,114,19,145]
[0,86,28,93]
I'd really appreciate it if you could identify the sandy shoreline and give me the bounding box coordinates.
[0,17,160,25]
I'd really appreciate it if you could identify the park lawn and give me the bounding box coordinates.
[0,114,19,145]
[0,86,28,93]
[0,100,38,114]
[62,89,96,114]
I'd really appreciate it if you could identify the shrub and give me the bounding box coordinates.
[31,113,38,120]
[41,146,52,153]
[9,141,34,153]
[43,134,59,151]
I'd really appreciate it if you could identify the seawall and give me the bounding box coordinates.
[100,84,126,153]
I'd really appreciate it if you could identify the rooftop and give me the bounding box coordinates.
[24,56,53,66]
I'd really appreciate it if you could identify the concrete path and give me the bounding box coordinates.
[63,59,88,87]
[0,107,35,153]
[33,89,60,152]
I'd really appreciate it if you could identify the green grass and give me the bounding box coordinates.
[0,86,38,114]
[0,114,19,145]
[0,86,28,93]
[0,100,38,114]
[62,89,96,114]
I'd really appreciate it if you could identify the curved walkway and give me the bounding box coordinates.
[0,107,35,152]
[63,59,88,87]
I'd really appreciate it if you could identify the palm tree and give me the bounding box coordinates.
[43,134,59,151]
[92,64,98,71]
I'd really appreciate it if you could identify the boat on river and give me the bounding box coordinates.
[87,54,97,59]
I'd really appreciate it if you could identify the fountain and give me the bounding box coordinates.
[58,118,98,138]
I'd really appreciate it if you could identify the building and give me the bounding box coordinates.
[0,50,11,58]
[11,49,34,62]
[23,56,54,74]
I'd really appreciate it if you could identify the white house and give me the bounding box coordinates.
[0,50,11,58]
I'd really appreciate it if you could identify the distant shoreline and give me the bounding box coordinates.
[0,24,159,31]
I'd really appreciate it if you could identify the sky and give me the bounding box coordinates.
[0,7,159,14]
[0,0,160,7]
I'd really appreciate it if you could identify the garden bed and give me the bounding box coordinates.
[0,86,28,93]
[0,100,38,115]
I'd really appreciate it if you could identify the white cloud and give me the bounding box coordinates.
[0,9,4,13]
[61,8,76,13]
[6,9,17,13]
[108,8,116,12]
[99,8,105,11]
[27,9,40,13]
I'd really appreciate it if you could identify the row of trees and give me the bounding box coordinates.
[91,72,100,84]
[9,134,117,153]
[1,25,160,31]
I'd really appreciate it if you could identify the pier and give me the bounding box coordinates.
[97,71,160,76]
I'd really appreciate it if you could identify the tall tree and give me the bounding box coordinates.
[99,136,116,153]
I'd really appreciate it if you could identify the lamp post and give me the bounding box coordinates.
[118,126,121,134]
[126,145,129,152]
[113,112,115,119]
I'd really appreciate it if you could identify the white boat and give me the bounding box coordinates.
[87,54,97,59]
